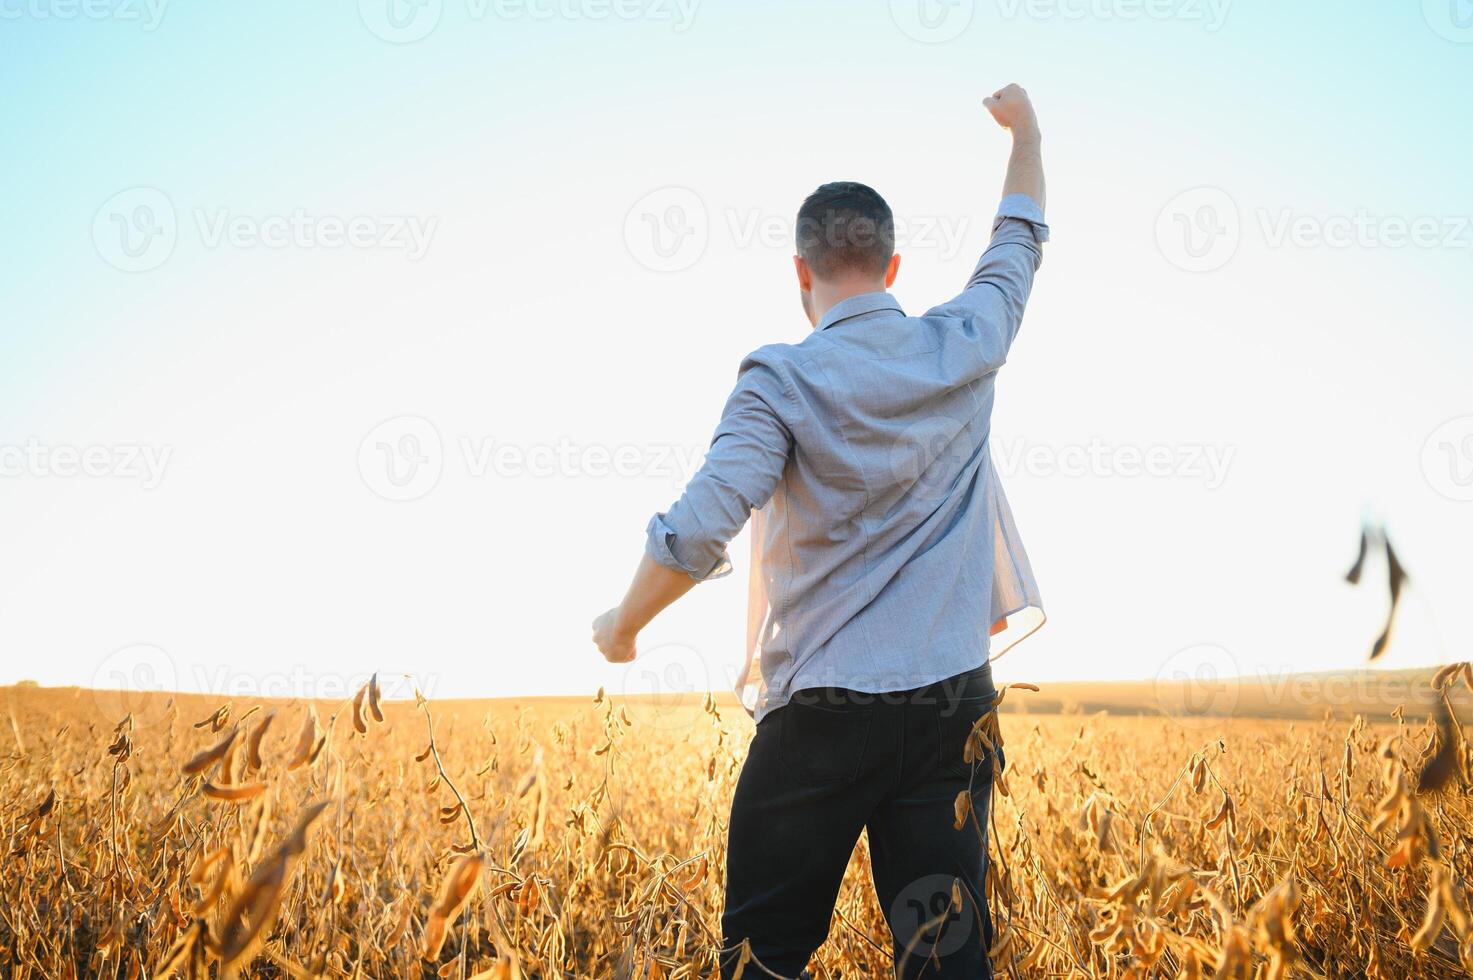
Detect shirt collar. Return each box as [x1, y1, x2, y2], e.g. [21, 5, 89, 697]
[817, 291, 905, 332]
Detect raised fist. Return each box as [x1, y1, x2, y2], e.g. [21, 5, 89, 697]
[984, 84, 1039, 138]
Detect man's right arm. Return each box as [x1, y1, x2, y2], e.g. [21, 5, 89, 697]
[991, 84, 1045, 209]
[926, 84, 1049, 370]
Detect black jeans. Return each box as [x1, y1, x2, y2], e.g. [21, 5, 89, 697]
[721, 664, 1001, 980]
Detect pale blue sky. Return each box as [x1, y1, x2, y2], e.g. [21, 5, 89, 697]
[2, 0, 1471, 704]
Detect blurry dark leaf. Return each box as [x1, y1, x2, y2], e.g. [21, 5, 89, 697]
[1349, 525, 1411, 662]
[1416, 701, 1459, 795]
[1386, 537, 1408, 602]
[1370, 625, 1393, 661]
[1345, 525, 1370, 584]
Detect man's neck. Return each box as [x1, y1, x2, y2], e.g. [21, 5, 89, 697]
[811, 280, 887, 328]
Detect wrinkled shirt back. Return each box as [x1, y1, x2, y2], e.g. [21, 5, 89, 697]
[645, 195, 1050, 721]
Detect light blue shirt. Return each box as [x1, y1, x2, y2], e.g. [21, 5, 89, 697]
[647, 194, 1049, 721]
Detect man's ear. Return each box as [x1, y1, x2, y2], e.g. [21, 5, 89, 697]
[884, 253, 901, 289]
[793, 255, 813, 292]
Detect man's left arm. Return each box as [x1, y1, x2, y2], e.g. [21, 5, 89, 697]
[592, 357, 792, 663]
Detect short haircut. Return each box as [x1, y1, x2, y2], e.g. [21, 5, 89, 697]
[795, 181, 895, 280]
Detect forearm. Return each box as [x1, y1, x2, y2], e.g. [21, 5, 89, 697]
[1001, 128, 1045, 213]
[984, 83, 1045, 211]
[612, 553, 698, 639]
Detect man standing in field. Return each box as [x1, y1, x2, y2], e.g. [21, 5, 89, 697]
[593, 84, 1048, 978]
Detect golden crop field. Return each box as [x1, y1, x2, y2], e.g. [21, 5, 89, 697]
[2, 667, 1471, 979]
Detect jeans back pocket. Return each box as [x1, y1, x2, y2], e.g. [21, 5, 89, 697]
[936, 695, 999, 780]
[778, 692, 875, 786]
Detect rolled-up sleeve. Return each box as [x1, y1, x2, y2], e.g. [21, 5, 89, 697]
[645, 355, 793, 582]
[925, 193, 1050, 371]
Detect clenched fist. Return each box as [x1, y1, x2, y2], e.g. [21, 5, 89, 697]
[984, 84, 1039, 140]
[591, 607, 637, 664]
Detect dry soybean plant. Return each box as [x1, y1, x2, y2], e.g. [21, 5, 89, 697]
[0, 664, 1470, 978]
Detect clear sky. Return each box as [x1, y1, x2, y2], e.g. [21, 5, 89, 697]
[2, 0, 1471, 706]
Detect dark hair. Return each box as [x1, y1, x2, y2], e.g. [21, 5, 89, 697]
[795, 181, 895, 280]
